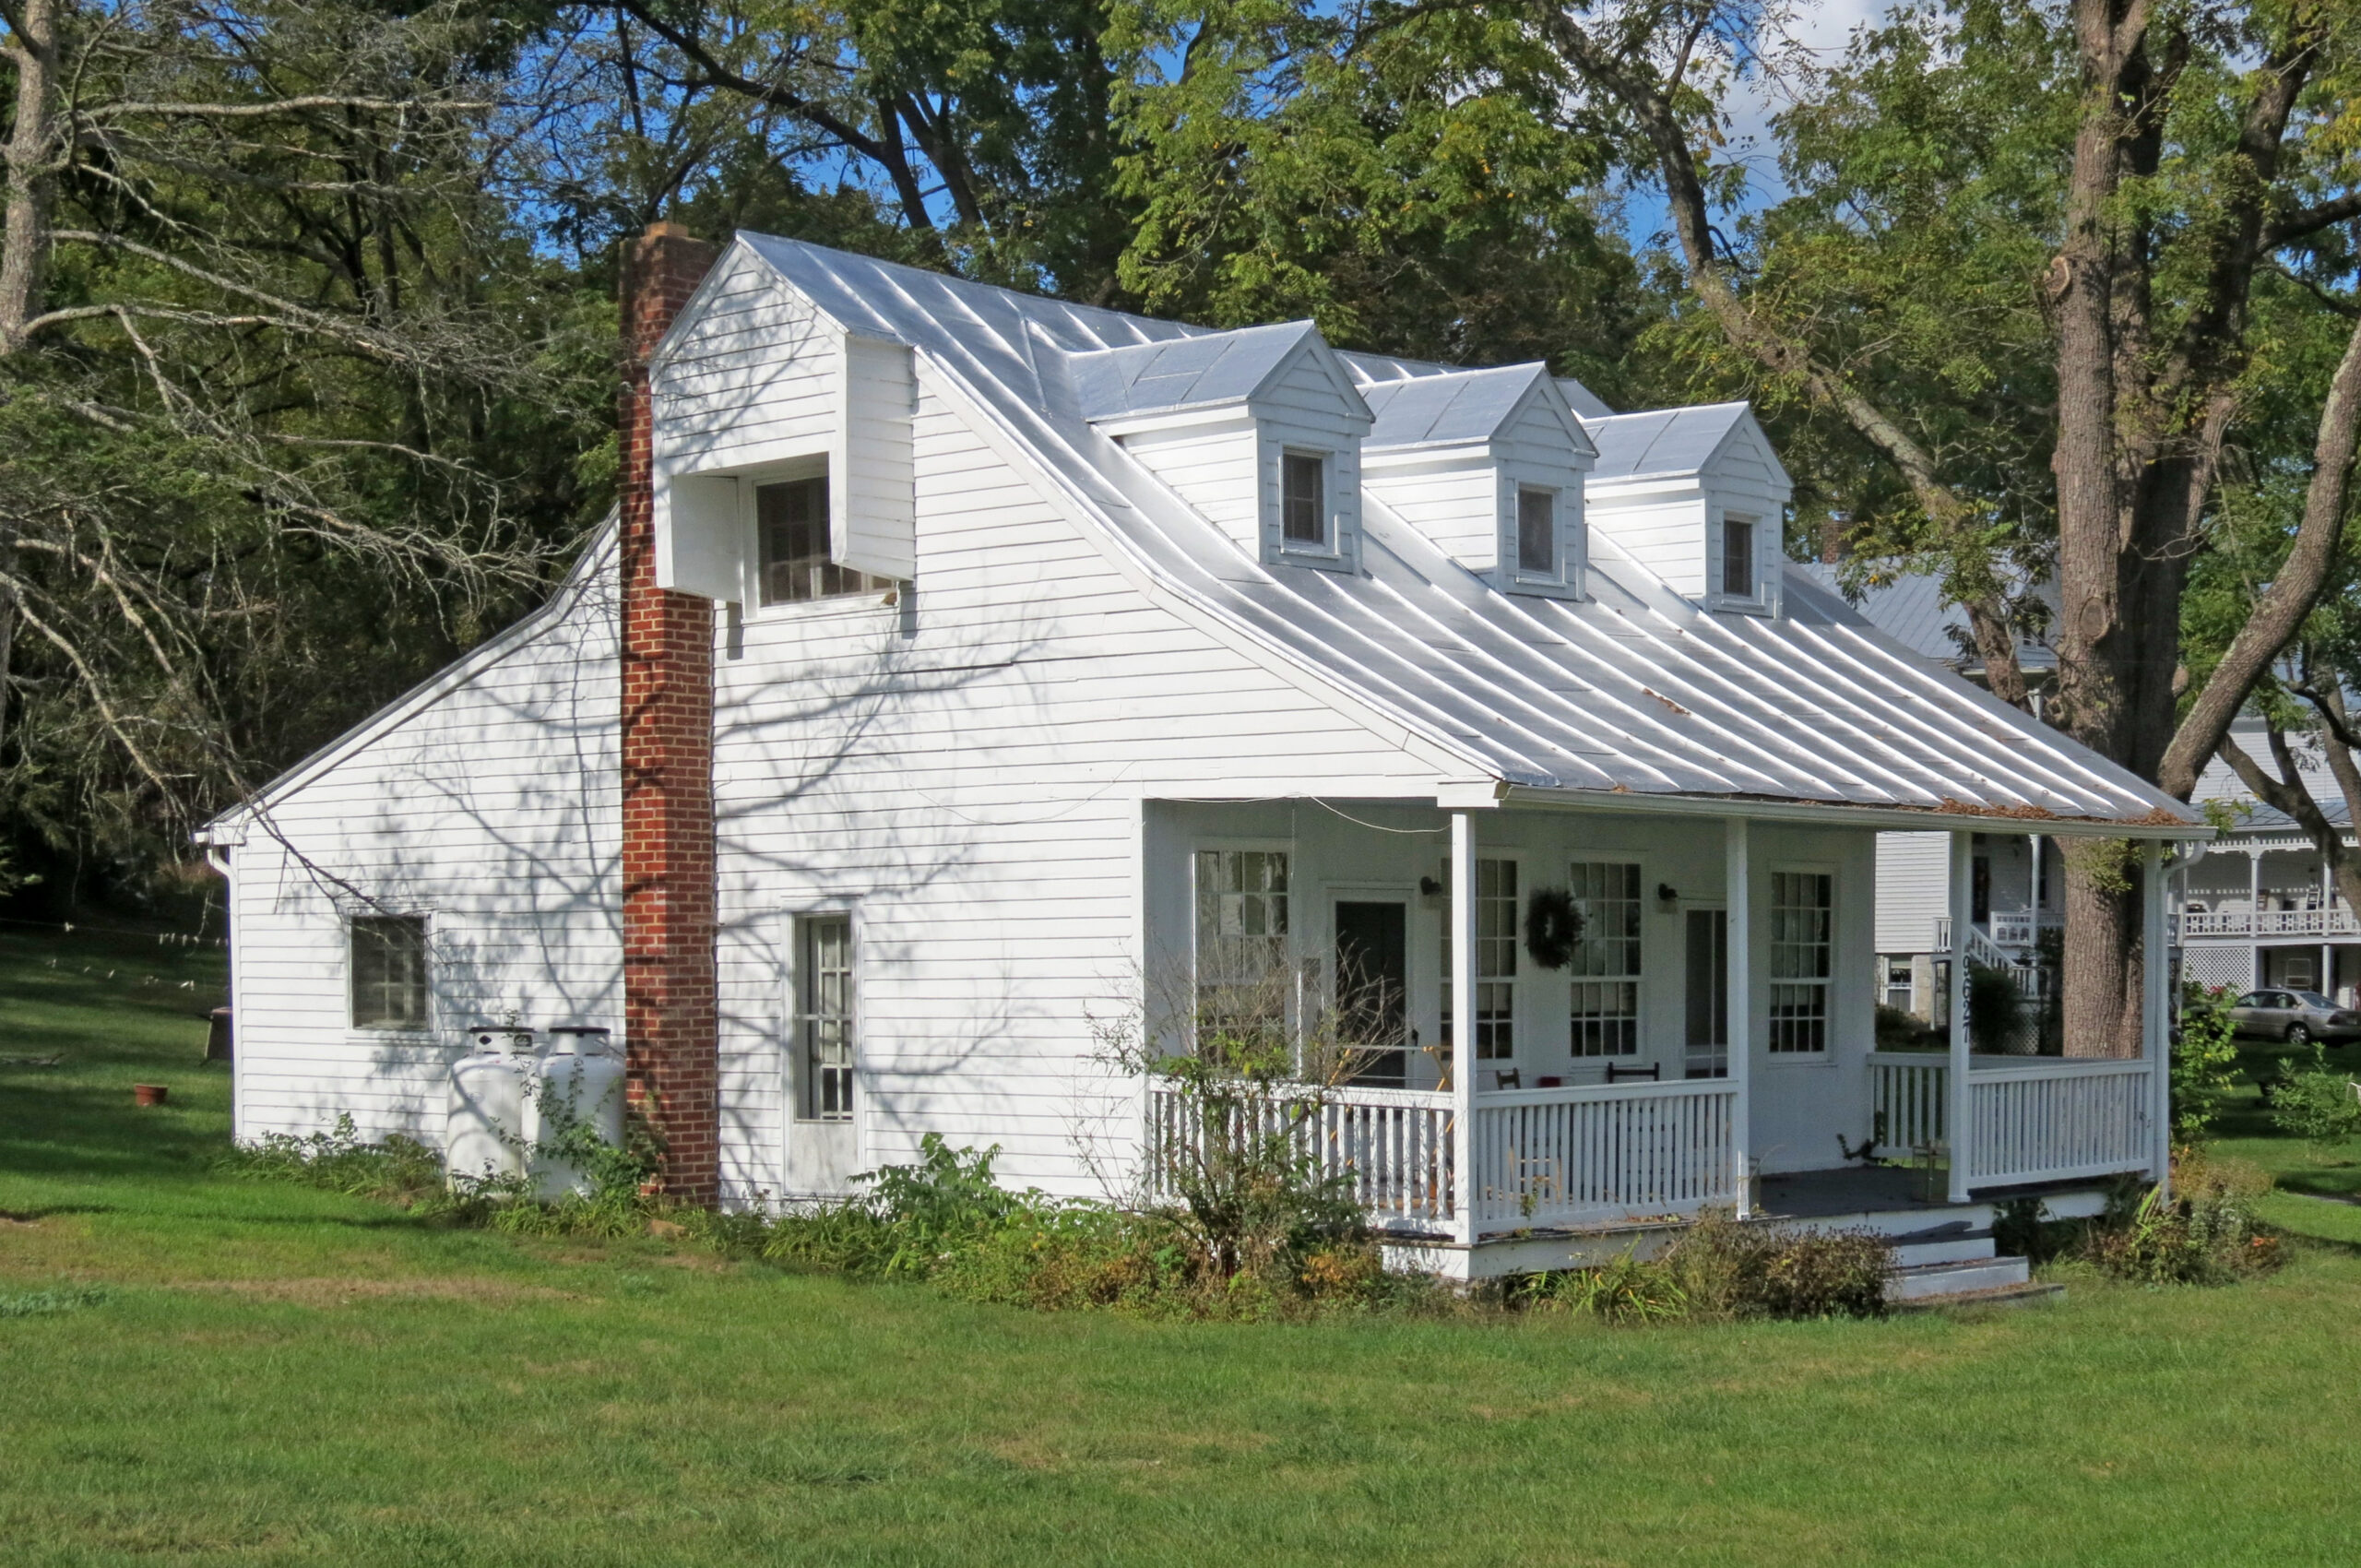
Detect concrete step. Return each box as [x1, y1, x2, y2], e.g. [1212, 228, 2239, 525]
[1886, 1254, 2031, 1302]
[1890, 1231, 1997, 1268]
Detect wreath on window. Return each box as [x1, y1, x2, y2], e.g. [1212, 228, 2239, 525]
[1525, 887, 1584, 970]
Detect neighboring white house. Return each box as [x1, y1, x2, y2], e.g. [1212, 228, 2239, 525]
[201, 234, 2207, 1280]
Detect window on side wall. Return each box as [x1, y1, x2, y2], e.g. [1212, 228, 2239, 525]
[1194, 849, 1291, 1060]
[1280, 451, 1329, 549]
[1441, 858, 1516, 1063]
[796, 914, 856, 1122]
[350, 914, 428, 1030]
[1721, 516, 1756, 599]
[1569, 861, 1642, 1057]
[757, 474, 889, 606]
[1769, 871, 1833, 1053]
[1516, 487, 1557, 576]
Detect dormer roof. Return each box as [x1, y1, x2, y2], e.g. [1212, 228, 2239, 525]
[1065, 320, 1369, 426]
[1584, 402, 1788, 491]
[1358, 363, 1597, 458]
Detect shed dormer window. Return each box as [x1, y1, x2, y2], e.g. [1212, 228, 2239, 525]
[757, 475, 888, 606]
[1721, 516, 1755, 598]
[1282, 450, 1328, 548]
[1517, 488, 1558, 576]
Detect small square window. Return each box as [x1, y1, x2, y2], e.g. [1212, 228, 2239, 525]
[1281, 451, 1328, 547]
[350, 915, 428, 1030]
[1722, 517, 1755, 599]
[1517, 488, 1557, 576]
[757, 475, 889, 606]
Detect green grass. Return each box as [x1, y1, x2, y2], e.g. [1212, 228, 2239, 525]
[8, 924, 2361, 1565]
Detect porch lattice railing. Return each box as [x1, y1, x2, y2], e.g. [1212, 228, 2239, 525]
[1867, 1052, 2154, 1187]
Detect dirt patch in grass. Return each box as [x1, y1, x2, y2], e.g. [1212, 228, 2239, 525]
[186, 1275, 580, 1307]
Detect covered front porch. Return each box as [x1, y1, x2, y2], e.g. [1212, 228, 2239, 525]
[1140, 794, 2177, 1279]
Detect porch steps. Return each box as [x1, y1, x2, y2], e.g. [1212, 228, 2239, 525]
[1884, 1227, 2035, 1302]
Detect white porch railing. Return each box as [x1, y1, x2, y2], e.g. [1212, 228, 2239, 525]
[1470, 1079, 1739, 1230]
[2175, 905, 2361, 940]
[1142, 1076, 1739, 1237]
[1142, 1080, 1455, 1230]
[1866, 1051, 2155, 1186]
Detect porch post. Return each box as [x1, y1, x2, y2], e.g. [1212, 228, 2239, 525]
[2145, 839, 2173, 1197]
[1947, 831, 1975, 1204]
[1725, 817, 1752, 1218]
[1450, 811, 1477, 1247]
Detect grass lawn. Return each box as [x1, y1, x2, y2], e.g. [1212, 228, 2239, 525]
[7, 924, 2361, 1566]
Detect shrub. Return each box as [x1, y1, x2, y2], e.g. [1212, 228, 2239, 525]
[2083, 1157, 2281, 1285]
[1968, 963, 2029, 1053]
[1875, 1003, 1932, 1048]
[1525, 1216, 1893, 1324]
[1522, 1250, 1691, 1323]
[219, 1113, 446, 1206]
[2173, 983, 2241, 1144]
[2266, 1045, 2361, 1154]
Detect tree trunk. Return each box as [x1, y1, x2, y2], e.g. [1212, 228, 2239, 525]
[0, 0, 59, 353]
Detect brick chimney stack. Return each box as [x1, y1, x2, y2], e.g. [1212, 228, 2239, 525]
[618, 221, 721, 1204]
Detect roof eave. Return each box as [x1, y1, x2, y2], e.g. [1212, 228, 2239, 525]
[1493, 783, 2213, 839]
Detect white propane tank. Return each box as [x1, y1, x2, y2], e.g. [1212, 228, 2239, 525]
[527, 1026, 626, 1199]
[444, 1024, 535, 1185]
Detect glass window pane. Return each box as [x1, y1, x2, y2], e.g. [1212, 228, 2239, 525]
[1767, 871, 1832, 1053]
[1282, 453, 1326, 545]
[1441, 858, 1516, 1061]
[800, 915, 856, 1121]
[1722, 517, 1754, 598]
[757, 476, 890, 605]
[1568, 861, 1642, 1056]
[350, 916, 428, 1030]
[1517, 488, 1556, 575]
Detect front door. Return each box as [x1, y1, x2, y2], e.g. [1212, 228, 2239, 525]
[1335, 899, 1409, 1087]
[784, 913, 859, 1194]
[1684, 908, 1728, 1079]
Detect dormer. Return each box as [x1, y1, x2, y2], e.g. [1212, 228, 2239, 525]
[1581, 402, 1793, 614]
[1356, 364, 1596, 599]
[1069, 324, 1372, 573]
[644, 239, 917, 606]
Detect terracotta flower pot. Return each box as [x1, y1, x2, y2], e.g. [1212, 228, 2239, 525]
[133, 1084, 169, 1107]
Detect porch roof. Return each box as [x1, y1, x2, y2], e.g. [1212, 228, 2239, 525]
[725, 236, 2205, 838]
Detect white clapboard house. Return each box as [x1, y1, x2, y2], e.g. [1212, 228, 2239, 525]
[200, 232, 2209, 1284]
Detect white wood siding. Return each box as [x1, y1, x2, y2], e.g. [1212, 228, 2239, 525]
[222, 558, 623, 1145]
[1364, 456, 1497, 572]
[1876, 831, 1951, 954]
[1118, 419, 1262, 563]
[834, 335, 918, 579]
[708, 375, 1441, 1202]
[1588, 482, 1707, 598]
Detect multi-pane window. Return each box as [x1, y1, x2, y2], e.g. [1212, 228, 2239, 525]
[1516, 488, 1557, 576]
[1569, 861, 1642, 1057]
[1769, 871, 1833, 1053]
[756, 475, 890, 606]
[1194, 849, 1291, 1054]
[1281, 451, 1328, 547]
[1442, 858, 1516, 1062]
[349, 915, 428, 1030]
[798, 915, 856, 1122]
[1721, 516, 1756, 598]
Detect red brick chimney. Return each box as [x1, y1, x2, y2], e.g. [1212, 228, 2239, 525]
[618, 221, 721, 1204]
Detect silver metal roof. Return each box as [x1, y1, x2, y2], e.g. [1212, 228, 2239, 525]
[737, 234, 2202, 833]
[1065, 320, 1355, 423]
[1792, 564, 2061, 674]
[1583, 403, 1757, 481]
[1356, 362, 1596, 457]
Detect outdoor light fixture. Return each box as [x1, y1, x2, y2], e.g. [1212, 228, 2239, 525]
[1419, 875, 1442, 897]
[1658, 883, 1679, 904]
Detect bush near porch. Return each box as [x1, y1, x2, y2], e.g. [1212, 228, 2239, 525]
[11, 925, 2361, 1565]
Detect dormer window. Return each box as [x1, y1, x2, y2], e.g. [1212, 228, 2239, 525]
[1517, 488, 1558, 576]
[1720, 515, 1756, 599]
[757, 475, 889, 605]
[1282, 450, 1330, 549]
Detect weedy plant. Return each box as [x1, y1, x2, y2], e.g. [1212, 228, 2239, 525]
[2082, 1156, 2281, 1286]
[2172, 983, 2242, 1145]
[1521, 1213, 1893, 1324]
[2265, 1045, 2361, 1158]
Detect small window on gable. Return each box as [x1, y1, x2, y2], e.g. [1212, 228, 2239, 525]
[1721, 516, 1756, 599]
[1517, 487, 1557, 576]
[350, 915, 428, 1031]
[1281, 451, 1328, 549]
[757, 475, 888, 606]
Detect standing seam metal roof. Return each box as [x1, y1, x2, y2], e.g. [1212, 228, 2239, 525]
[730, 234, 2200, 830]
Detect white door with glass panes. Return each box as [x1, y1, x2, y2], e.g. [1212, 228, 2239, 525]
[784, 912, 859, 1195]
[1750, 870, 1837, 1170]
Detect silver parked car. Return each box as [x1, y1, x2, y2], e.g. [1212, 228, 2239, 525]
[2228, 989, 2361, 1046]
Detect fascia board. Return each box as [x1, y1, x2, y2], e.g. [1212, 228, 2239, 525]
[1092, 402, 1257, 439]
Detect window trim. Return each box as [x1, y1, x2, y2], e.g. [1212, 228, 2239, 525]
[347, 911, 432, 1035]
[1277, 446, 1335, 555]
[1765, 861, 1838, 1060]
[783, 903, 863, 1127]
[1710, 510, 1768, 611]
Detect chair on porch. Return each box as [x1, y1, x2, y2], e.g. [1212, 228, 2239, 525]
[1490, 1068, 1522, 1090]
[1606, 1062, 1662, 1083]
